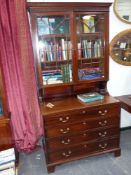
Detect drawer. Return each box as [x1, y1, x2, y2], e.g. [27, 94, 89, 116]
[45, 116, 119, 138]
[44, 104, 120, 126]
[48, 137, 119, 163]
[46, 127, 120, 151]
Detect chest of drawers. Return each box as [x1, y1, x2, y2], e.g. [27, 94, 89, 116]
[41, 96, 121, 173]
[0, 118, 13, 151]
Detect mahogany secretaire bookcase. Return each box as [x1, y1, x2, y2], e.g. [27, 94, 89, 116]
[28, 2, 121, 173]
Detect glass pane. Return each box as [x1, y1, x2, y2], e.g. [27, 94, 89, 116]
[76, 14, 104, 34]
[37, 15, 72, 85]
[76, 14, 105, 81]
[37, 16, 69, 35]
[0, 96, 3, 116]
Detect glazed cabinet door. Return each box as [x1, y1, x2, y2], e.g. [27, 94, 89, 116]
[75, 12, 109, 82]
[31, 12, 74, 87]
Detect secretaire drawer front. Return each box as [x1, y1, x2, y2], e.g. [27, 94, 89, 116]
[45, 116, 119, 138]
[44, 105, 120, 126]
[48, 137, 119, 163]
[46, 127, 120, 151]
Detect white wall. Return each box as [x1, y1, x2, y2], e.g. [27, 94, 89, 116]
[108, 4, 131, 128]
[27, 0, 131, 128]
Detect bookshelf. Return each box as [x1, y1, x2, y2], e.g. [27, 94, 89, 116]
[28, 3, 110, 99]
[28, 3, 121, 173]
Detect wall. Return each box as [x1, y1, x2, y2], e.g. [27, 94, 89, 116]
[27, 0, 131, 128]
[108, 3, 131, 128]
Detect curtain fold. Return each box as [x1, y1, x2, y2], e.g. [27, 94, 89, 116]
[0, 0, 43, 152]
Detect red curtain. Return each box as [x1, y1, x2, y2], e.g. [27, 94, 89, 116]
[0, 0, 43, 152]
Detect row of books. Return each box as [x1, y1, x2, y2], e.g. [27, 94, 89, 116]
[80, 72, 103, 80]
[79, 67, 101, 74]
[78, 67, 103, 80]
[39, 39, 72, 62]
[77, 92, 104, 103]
[0, 148, 16, 175]
[42, 64, 72, 85]
[42, 67, 102, 85]
[78, 39, 102, 59]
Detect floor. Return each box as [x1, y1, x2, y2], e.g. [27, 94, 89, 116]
[19, 130, 131, 175]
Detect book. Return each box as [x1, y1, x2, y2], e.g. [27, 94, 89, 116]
[0, 167, 15, 175]
[0, 161, 15, 171]
[68, 41, 72, 60]
[77, 92, 104, 103]
[42, 70, 63, 85]
[94, 39, 102, 58]
[61, 64, 70, 83]
[0, 148, 16, 175]
[61, 39, 67, 60]
[77, 43, 81, 59]
[83, 18, 90, 33]
[80, 73, 103, 80]
[83, 15, 95, 33]
[0, 148, 15, 165]
[0, 98, 3, 115]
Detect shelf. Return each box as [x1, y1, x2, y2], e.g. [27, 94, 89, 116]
[39, 34, 71, 39]
[78, 57, 103, 60]
[43, 82, 74, 88]
[77, 32, 103, 36]
[41, 59, 72, 63]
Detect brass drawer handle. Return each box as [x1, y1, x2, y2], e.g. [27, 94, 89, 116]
[83, 144, 87, 148]
[98, 110, 107, 116]
[83, 133, 87, 136]
[82, 110, 86, 114]
[60, 128, 70, 134]
[82, 121, 87, 125]
[62, 150, 72, 157]
[59, 116, 69, 123]
[98, 131, 107, 137]
[99, 143, 107, 149]
[61, 139, 71, 145]
[98, 120, 107, 126]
